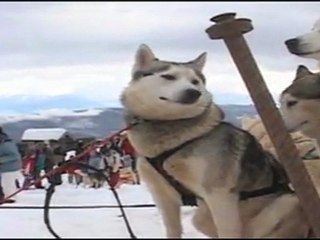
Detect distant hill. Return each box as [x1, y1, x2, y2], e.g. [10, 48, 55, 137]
[1, 105, 257, 141]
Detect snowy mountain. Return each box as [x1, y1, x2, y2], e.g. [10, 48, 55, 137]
[0, 105, 257, 141]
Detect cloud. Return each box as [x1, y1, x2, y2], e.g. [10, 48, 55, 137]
[0, 2, 319, 114]
[0, 106, 104, 125]
[0, 2, 318, 68]
[0, 59, 297, 112]
[0, 63, 131, 113]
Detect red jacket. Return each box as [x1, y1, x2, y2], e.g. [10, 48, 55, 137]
[22, 154, 37, 176]
[121, 138, 135, 156]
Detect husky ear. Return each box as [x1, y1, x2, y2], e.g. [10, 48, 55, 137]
[133, 44, 156, 71]
[189, 52, 207, 71]
[295, 65, 312, 79]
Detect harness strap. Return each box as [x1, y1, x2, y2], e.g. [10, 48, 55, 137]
[145, 136, 204, 206]
[240, 150, 295, 200]
[145, 132, 295, 205]
[239, 183, 294, 200]
[239, 166, 294, 201]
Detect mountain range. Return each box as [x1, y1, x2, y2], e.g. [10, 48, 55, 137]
[1, 105, 257, 142]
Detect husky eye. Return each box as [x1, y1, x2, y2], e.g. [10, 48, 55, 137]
[191, 79, 199, 85]
[142, 72, 153, 77]
[161, 74, 176, 81]
[287, 100, 298, 107]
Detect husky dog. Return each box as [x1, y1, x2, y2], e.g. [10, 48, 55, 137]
[285, 18, 320, 65]
[241, 115, 317, 159]
[120, 44, 311, 238]
[240, 116, 320, 189]
[280, 65, 320, 147]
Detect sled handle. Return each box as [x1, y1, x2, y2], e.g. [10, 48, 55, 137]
[206, 12, 320, 237]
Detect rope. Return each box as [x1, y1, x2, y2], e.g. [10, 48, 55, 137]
[0, 121, 140, 238]
[0, 121, 138, 205]
[42, 161, 137, 239]
[0, 204, 156, 210]
[44, 183, 60, 239]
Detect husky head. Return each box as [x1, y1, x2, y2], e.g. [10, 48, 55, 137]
[279, 65, 320, 139]
[285, 18, 320, 62]
[120, 44, 213, 120]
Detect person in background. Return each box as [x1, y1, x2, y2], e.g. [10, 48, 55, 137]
[87, 147, 105, 188]
[21, 144, 37, 188]
[65, 151, 77, 184]
[52, 141, 65, 165]
[0, 175, 4, 200]
[118, 132, 136, 157]
[110, 136, 123, 155]
[118, 132, 139, 184]
[120, 153, 138, 185]
[34, 142, 46, 189]
[0, 127, 22, 204]
[74, 140, 88, 186]
[104, 148, 122, 189]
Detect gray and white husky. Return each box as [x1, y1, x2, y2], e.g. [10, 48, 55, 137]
[120, 44, 312, 238]
[285, 18, 320, 66]
[280, 65, 320, 149]
[282, 16, 320, 148]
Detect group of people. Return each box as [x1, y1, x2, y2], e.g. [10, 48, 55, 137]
[22, 139, 66, 189]
[66, 133, 139, 189]
[0, 127, 138, 205]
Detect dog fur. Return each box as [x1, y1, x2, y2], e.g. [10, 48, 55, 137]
[120, 44, 312, 238]
[279, 65, 320, 149]
[241, 115, 319, 160]
[285, 18, 320, 66]
[283, 17, 320, 149]
[241, 116, 320, 188]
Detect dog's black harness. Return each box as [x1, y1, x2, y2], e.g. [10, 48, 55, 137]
[239, 161, 295, 201]
[145, 134, 294, 206]
[145, 136, 202, 206]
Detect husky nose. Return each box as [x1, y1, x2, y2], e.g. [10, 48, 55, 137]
[285, 38, 299, 51]
[180, 89, 201, 104]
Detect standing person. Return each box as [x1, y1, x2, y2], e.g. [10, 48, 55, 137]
[120, 153, 138, 185]
[34, 142, 46, 189]
[65, 150, 77, 184]
[74, 140, 88, 185]
[87, 147, 105, 188]
[49, 140, 65, 184]
[118, 133, 139, 184]
[104, 149, 122, 189]
[44, 142, 55, 174]
[110, 136, 123, 155]
[119, 132, 136, 157]
[45, 141, 62, 186]
[0, 175, 4, 200]
[21, 145, 37, 188]
[0, 127, 22, 203]
[51, 141, 65, 167]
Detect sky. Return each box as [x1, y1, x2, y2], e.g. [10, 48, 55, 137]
[0, 1, 320, 115]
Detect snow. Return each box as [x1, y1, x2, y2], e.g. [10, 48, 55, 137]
[0, 175, 207, 238]
[21, 128, 67, 141]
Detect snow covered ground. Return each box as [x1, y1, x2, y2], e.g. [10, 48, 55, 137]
[0, 175, 207, 238]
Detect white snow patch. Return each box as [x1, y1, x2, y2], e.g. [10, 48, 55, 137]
[0, 176, 208, 238]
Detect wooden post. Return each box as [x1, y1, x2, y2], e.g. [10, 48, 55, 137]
[206, 12, 320, 237]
